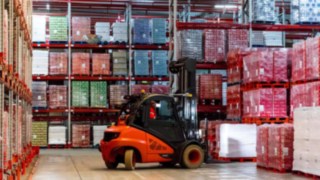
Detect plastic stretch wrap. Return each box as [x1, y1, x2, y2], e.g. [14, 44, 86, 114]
[199, 74, 222, 100]
[72, 17, 91, 42]
[252, 0, 276, 22]
[273, 49, 291, 82]
[48, 126, 67, 145]
[290, 84, 307, 117]
[178, 30, 203, 61]
[109, 85, 128, 106]
[95, 22, 110, 42]
[134, 50, 149, 76]
[72, 124, 91, 148]
[112, 51, 128, 76]
[93, 125, 108, 146]
[92, 53, 111, 75]
[291, 0, 320, 24]
[48, 85, 67, 108]
[49, 52, 68, 75]
[49, 16, 68, 41]
[32, 122, 48, 147]
[72, 81, 89, 107]
[268, 124, 294, 171]
[306, 37, 320, 80]
[228, 29, 248, 51]
[131, 85, 151, 95]
[32, 81, 47, 108]
[72, 52, 90, 75]
[293, 107, 320, 176]
[292, 41, 306, 82]
[133, 19, 151, 44]
[226, 84, 241, 119]
[204, 29, 226, 63]
[32, 15, 46, 42]
[152, 51, 168, 76]
[257, 124, 270, 167]
[151, 85, 170, 94]
[33, 50, 49, 75]
[112, 22, 128, 43]
[308, 81, 320, 107]
[90, 81, 107, 107]
[217, 124, 257, 158]
[151, 18, 166, 44]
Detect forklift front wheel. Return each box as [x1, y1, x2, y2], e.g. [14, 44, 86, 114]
[181, 144, 204, 169]
[124, 149, 136, 170]
[105, 161, 118, 169]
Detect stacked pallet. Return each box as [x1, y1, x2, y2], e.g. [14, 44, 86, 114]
[72, 124, 91, 148]
[226, 84, 241, 119]
[133, 19, 151, 44]
[199, 74, 222, 104]
[151, 85, 170, 94]
[293, 107, 320, 176]
[48, 126, 67, 145]
[227, 29, 248, 51]
[49, 16, 68, 41]
[49, 52, 68, 75]
[31, 122, 48, 147]
[112, 22, 128, 43]
[252, 0, 275, 23]
[92, 53, 111, 75]
[112, 51, 128, 76]
[204, 29, 226, 63]
[151, 18, 166, 44]
[93, 125, 108, 146]
[178, 30, 203, 61]
[131, 85, 151, 95]
[72, 52, 90, 75]
[32, 50, 49, 75]
[32, 15, 46, 42]
[32, 82, 47, 108]
[72, 17, 91, 42]
[291, 41, 306, 82]
[48, 85, 67, 108]
[95, 22, 110, 42]
[109, 85, 128, 106]
[291, 0, 320, 24]
[152, 51, 168, 76]
[134, 50, 149, 76]
[90, 81, 107, 107]
[256, 124, 270, 167]
[72, 81, 89, 107]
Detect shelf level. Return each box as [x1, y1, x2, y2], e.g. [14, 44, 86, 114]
[32, 75, 169, 81]
[196, 62, 227, 69]
[197, 105, 226, 113]
[33, 108, 120, 113]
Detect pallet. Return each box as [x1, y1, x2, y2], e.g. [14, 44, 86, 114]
[73, 41, 88, 44]
[242, 82, 289, 90]
[97, 41, 110, 45]
[293, 171, 320, 179]
[252, 20, 275, 25]
[295, 22, 320, 25]
[33, 41, 46, 44]
[47, 144, 69, 149]
[257, 165, 291, 173]
[214, 156, 257, 162]
[242, 117, 290, 124]
[199, 99, 223, 106]
[49, 41, 68, 44]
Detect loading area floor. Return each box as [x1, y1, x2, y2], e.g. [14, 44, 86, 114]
[28, 149, 307, 180]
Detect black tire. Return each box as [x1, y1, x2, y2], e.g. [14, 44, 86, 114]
[160, 161, 176, 168]
[180, 144, 204, 169]
[124, 149, 136, 170]
[105, 161, 118, 169]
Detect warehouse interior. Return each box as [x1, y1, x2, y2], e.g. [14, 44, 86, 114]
[1, 0, 320, 179]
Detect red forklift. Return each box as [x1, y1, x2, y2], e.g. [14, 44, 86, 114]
[99, 58, 206, 170]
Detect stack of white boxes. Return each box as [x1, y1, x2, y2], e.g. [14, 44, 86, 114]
[112, 22, 128, 43]
[48, 126, 67, 145]
[218, 124, 257, 158]
[95, 22, 110, 42]
[32, 15, 46, 42]
[293, 107, 320, 176]
[263, 31, 284, 46]
[291, 0, 320, 24]
[252, 0, 276, 22]
[32, 50, 49, 75]
[93, 125, 108, 146]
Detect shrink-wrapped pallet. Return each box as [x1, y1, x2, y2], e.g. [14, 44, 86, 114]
[112, 22, 128, 43]
[32, 50, 49, 75]
[32, 121, 48, 147]
[273, 49, 291, 82]
[92, 53, 111, 75]
[112, 51, 128, 76]
[49, 52, 68, 75]
[291, 0, 320, 24]
[49, 16, 68, 41]
[32, 81, 47, 108]
[178, 30, 203, 61]
[131, 85, 151, 95]
[48, 126, 67, 145]
[292, 41, 306, 82]
[134, 50, 149, 76]
[151, 18, 166, 44]
[252, 0, 276, 22]
[48, 85, 67, 108]
[152, 51, 168, 76]
[257, 124, 270, 167]
[72, 17, 91, 42]
[199, 74, 222, 100]
[32, 15, 46, 42]
[204, 29, 226, 63]
[109, 85, 128, 106]
[133, 19, 151, 44]
[90, 81, 107, 107]
[306, 37, 320, 80]
[72, 52, 90, 75]
[95, 22, 110, 42]
[72, 124, 91, 148]
[227, 29, 248, 51]
[72, 81, 89, 107]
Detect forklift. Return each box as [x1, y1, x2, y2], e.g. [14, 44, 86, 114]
[99, 58, 206, 170]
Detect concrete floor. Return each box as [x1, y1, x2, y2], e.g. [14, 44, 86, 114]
[28, 149, 307, 180]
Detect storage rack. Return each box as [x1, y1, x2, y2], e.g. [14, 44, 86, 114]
[32, 1, 171, 147]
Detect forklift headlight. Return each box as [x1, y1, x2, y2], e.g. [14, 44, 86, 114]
[103, 132, 120, 142]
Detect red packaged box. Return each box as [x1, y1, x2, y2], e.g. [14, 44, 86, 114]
[72, 124, 91, 148]
[49, 52, 68, 75]
[199, 74, 222, 100]
[92, 53, 111, 75]
[252, 88, 273, 117]
[151, 85, 170, 94]
[306, 37, 320, 80]
[72, 17, 91, 42]
[273, 88, 287, 117]
[228, 29, 248, 51]
[257, 124, 270, 168]
[273, 49, 291, 82]
[292, 41, 306, 82]
[48, 85, 67, 108]
[227, 84, 241, 119]
[204, 29, 226, 63]
[109, 85, 128, 106]
[308, 81, 320, 107]
[290, 84, 308, 117]
[131, 85, 151, 95]
[72, 52, 90, 75]
[268, 124, 294, 171]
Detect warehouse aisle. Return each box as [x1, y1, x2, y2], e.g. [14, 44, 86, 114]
[29, 149, 307, 180]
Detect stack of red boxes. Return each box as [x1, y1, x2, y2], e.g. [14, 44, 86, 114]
[268, 124, 294, 171]
[199, 74, 222, 103]
[226, 84, 241, 119]
[291, 41, 306, 82]
[306, 37, 320, 80]
[17, 105, 22, 155]
[131, 85, 151, 95]
[273, 49, 291, 82]
[48, 85, 67, 108]
[227, 29, 248, 51]
[92, 53, 111, 75]
[3, 111, 8, 169]
[151, 85, 170, 94]
[109, 85, 128, 107]
[72, 17, 91, 42]
[3, 10, 8, 64]
[257, 124, 270, 168]
[72, 124, 91, 147]
[72, 52, 90, 75]
[49, 52, 68, 75]
[204, 30, 226, 63]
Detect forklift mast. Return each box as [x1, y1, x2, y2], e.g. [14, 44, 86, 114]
[169, 58, 198, 139]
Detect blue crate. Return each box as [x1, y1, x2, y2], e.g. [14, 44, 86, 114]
[133, 19, 151, 44]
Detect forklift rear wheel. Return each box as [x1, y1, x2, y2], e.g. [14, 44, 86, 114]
[180, 144, 204, 169]
[105, 161, 118, 169]
[124, 149, 136, 170]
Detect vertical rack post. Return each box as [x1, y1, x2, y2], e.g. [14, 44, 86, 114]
[127, 3, 132, 95]
[248, 0, 253, 48]
[0, 0, 3, 177]
[67, 1, 72, 147]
